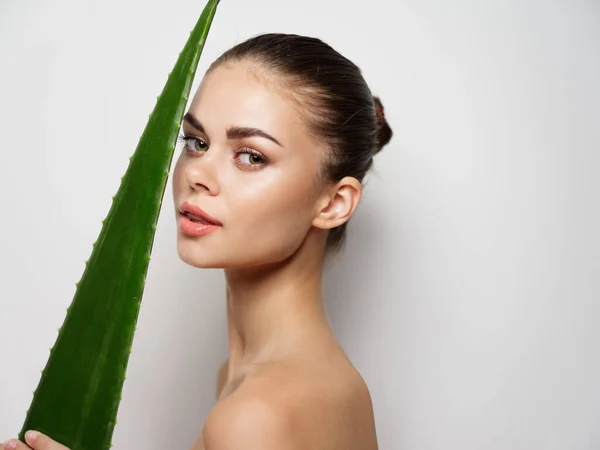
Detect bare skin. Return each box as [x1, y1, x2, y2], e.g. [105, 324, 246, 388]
[3, 61, 378, 449]
[189, 265, 379, 449]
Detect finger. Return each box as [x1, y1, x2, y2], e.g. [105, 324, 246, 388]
[24, 432, 69, 450]
[2, 439, 32, 450]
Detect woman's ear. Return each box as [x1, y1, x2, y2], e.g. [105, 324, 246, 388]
[312, 177, 362, 230]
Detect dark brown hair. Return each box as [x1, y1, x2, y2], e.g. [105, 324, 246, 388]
[209, 33, 392, 251]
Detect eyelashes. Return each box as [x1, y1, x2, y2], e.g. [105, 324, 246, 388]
[177, 132, 270, 169]
[177, 132, 208, 152]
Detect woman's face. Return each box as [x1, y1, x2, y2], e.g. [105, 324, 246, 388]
[172, 62, 328, 268]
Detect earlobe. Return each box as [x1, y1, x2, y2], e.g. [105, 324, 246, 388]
[312, 177, 362, 230]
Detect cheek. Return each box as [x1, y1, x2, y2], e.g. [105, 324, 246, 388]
[239, 190, 311, 229]
[226, 172, 318, 256]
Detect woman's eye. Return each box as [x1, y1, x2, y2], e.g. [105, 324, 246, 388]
[184, 137, 208, 153]
[237, 151, 266, 166]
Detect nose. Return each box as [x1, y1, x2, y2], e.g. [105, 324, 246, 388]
[183, 152, 220, 196]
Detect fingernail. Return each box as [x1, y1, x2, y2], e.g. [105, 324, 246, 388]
[5, 439, 17, 450]
[25, 430, 39, 442]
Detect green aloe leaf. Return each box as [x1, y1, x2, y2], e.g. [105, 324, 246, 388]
[17, 1, 220, 448]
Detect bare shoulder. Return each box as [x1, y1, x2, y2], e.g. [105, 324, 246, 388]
[203, 378, 301, 450]
[203, 356, 377, 450]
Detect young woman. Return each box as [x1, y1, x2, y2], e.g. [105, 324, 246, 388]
[3, 33, 392, 450]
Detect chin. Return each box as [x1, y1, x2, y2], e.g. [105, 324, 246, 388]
[176, 235, 227, 269]
[175, 231, 301, 270]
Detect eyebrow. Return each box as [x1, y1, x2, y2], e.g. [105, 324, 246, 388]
[183, 112, 283, 147]
[183, 112, 205, 133]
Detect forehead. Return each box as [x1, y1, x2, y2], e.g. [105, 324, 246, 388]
[188, 64, 304, 138]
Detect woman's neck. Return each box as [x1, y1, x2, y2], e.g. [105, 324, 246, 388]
[223, 231, 334, 377]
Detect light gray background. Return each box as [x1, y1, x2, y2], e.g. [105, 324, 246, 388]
[1, 0, 599, 449]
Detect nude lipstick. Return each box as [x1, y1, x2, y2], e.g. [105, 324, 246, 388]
[179, 201, 222, 237]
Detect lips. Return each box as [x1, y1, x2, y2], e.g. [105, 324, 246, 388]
[179, 201, 222, 227]
[178, 201, 221, 237]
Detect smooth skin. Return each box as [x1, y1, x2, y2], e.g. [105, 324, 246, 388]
[4, 61, 378, 449]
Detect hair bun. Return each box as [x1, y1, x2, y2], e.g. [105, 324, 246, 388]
[373, 96, 392, 153]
